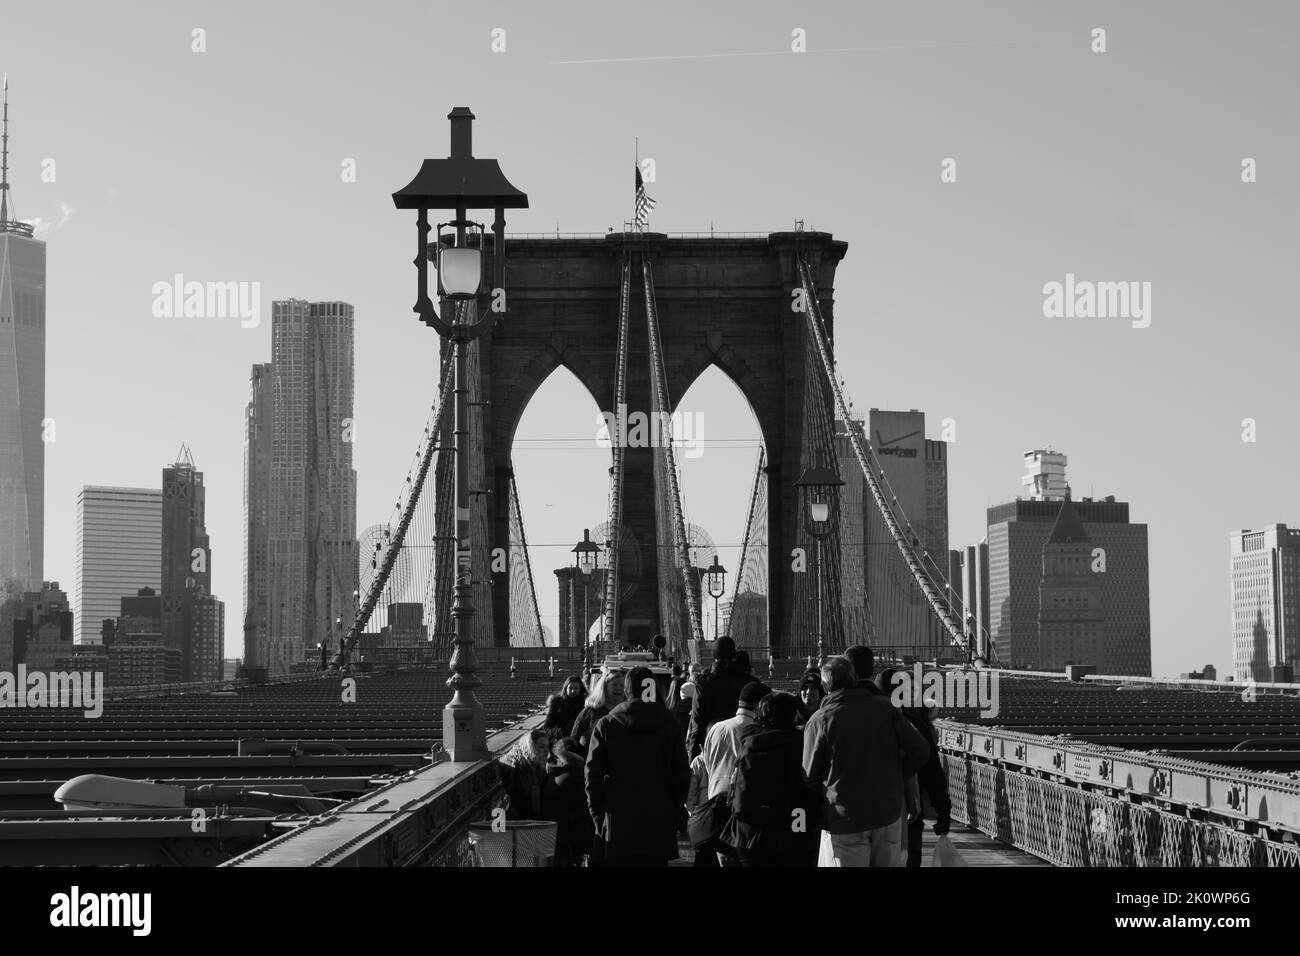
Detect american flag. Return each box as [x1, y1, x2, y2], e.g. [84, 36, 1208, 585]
[635, 166, 656, 227]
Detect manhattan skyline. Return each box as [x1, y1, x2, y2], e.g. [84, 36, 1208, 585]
[1, 2, 1297, 676]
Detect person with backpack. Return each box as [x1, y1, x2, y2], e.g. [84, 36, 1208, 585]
[695, 679, 771, 866]
[722, 692, 819, 867]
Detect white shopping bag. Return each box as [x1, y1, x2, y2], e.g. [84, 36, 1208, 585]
[934, 834, 967, 867]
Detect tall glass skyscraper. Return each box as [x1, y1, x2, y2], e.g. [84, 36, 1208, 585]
[0, 77, 46, 590]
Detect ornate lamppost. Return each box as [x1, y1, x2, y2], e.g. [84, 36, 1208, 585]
[795, 463, 843, 667]
[705, 554, 727, 642]
[572, 528, 603, 669]
[393, 108, 528, 760]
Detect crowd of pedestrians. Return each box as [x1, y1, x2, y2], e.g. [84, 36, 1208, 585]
[497, 635, 953, 867]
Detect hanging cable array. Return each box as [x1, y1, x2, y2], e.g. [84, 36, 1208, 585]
[642, 257, 705, 656]
[340, 344, 456, 664]
[796, 253, 992, 659]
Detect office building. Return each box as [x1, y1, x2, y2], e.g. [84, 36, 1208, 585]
[1037, 496, 1104, 670]
[73, 487, 161, 645]
[107, 587, 183, 687]
[161, 448, 217, 680]
[5, 580, 71, 670]
[837, 411, 949, 650]
[1229, 525, 1300, 683]
[987, 458, 1150, 675]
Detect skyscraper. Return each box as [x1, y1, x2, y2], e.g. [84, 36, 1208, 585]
[243, 364, 272, 668]
[1037, 496, 1103, 670]
[1229, 525, 1300, 683]
[986, 454, 1150, 675]
[264, 300, 359, 677]
[161, 448, 222, 681]
[0, 77, 46, 591]
[74, 487, 161, 646]
[837, 410, 950, 650]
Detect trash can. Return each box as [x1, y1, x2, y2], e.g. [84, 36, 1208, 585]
[467, 820, 557, 867]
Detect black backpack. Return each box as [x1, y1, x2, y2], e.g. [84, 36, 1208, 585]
[729, 736, 803, 828]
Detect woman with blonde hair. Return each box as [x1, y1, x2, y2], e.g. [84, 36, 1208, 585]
[570, 669, 626, 755]
[495, 729, 549, 820]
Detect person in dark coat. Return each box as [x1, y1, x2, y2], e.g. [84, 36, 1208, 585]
[687, 636, 750, 758]
[796, 669, 825, 729]
[878, 667, 953, 867]
[544, 676, 587, 737]
[722, 692, 819, 867]
[585, 665, 690, 866]
[541, 736, 596, 866]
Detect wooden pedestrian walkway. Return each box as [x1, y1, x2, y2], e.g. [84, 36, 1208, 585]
[670, 825, 1050, 867]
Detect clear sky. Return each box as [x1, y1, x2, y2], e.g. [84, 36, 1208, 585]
[3, 0, 1297, 677]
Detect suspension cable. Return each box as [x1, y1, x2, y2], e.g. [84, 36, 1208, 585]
[795, 254, 970, 652]
[643, 257, 705, 652]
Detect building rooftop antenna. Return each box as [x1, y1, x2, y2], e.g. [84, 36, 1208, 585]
[0, 75, 34, 237]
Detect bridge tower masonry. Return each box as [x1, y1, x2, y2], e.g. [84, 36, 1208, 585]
[448, 231, 847, 651]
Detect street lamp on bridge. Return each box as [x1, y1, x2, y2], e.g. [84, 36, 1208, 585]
[795, 463, 843, 667]
[393, 107, 528, 761]
[571, 528, 603, 668]
[705, 554, 727, 642]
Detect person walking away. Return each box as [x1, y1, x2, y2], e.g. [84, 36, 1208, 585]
[698, 679, 771, 865]
[571, 670, 625, 755]
[803, 655, 929, 867]
[723, 692, 819, 867]
[585, 666, 690, 866]
[878, 666, 952, 867]
[687, 636, 750, 758]
[736, 651, 753, 679]
[845, 644, 921, 826]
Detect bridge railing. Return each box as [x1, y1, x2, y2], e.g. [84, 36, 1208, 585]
[937, 719, 1300, 867]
